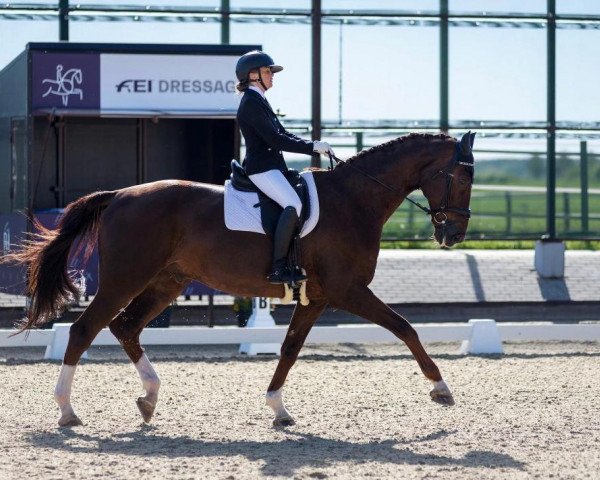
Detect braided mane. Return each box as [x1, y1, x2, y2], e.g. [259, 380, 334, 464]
[344, 132, 453, 165]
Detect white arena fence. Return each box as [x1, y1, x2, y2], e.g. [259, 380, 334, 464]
[1, 320, 599, 359]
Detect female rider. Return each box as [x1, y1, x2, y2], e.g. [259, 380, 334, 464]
[235, 50, 334, 284]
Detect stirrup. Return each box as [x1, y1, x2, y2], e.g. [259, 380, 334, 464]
[267, 265, 292, 284]
[267, 266, 307, 285]
[292, 267, 307, 283]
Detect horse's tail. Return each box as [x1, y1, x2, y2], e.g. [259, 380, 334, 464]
[2, 190, 117, 332]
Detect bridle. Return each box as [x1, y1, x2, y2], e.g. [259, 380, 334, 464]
[421, 143, 474, 225]
[327, 140, 474, 227]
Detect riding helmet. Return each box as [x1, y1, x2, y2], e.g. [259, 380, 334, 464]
[235, 50, 283, 81]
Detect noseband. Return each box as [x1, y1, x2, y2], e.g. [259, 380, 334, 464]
[327, 141, 474, 225]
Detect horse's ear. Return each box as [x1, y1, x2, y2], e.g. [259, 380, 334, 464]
[469, 131, 476, 149]
[460, 131, 472, 155]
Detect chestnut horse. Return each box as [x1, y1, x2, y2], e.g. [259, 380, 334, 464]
[4, 132, 475, 427]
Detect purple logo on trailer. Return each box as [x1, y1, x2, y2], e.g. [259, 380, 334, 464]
[32, 52, 100, 110]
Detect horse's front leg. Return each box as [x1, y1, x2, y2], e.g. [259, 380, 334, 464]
[266, 300, 326, 427]
[331, 285, 455, 406]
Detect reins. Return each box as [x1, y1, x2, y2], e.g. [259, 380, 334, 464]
[327, 152, 399, 194]
[326, 141, 473, 224]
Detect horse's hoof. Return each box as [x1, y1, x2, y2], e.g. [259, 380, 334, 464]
[58, 413, 83, 427]
[136, 397, 156, 423]
[273, 416, 296, 427]
[430, 389, 455, 406]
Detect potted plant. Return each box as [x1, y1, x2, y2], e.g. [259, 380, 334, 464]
[232, 296, 252, 327]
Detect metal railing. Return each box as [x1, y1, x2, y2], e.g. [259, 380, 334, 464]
[279, 131, 600, 240]
[2, 1, 600, 240]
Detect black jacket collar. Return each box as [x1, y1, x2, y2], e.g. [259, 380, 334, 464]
[246, 88, 272, 108]
[245, 88, 266, 101]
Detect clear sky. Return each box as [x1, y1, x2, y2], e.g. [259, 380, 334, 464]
[1, 0, 598, 157]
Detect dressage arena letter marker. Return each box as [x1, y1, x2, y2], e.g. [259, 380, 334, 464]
[45, 323, 89, 360]
[239, 297, 281, 356]
[459, 319, 504, 355]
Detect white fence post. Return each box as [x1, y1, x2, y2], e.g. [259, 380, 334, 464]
[534, 240, 565, 278]
[239, 297, 281, 356]
[459, 319, 504, 355]
[3, 321, 599, 360]
[44, 323, 88, 361]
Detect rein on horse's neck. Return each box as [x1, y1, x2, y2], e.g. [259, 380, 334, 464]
[331, 135, 455, 223]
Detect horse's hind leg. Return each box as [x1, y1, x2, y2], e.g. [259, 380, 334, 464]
[330, 285, 455, 406]
[266, 300, 326, 426]
[109, 272, 186, 423]
[56, 293, 132, 427]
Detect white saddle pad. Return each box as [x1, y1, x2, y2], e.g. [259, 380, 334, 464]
[224, 171, 319, 238]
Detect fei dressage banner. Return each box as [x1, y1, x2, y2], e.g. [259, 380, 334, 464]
[31, 51, 239, 115]
[0, 43, 257, 297]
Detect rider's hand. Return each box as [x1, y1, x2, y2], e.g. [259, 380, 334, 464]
[313, 140, 334, 156]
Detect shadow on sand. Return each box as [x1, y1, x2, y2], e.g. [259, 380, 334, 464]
[26, 427, 524, 476]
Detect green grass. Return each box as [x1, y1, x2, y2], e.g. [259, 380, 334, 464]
[384, 190, 600, 241]
[288, 155, 600, 245]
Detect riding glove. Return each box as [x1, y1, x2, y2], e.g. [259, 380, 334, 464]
[313, 140, 335, 156]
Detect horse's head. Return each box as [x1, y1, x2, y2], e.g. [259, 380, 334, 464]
[420, 132, 475, 247]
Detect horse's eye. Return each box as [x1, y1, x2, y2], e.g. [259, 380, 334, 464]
[459, 176, 469, 186]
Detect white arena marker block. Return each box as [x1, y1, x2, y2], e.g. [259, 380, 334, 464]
[239, 297, 280, 356]
[534, 240, 565, 278]
[459, 319, 504, 355]
[44, 323, 88, 361]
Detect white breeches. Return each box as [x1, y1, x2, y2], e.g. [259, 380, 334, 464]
[248, 169, 302, 217]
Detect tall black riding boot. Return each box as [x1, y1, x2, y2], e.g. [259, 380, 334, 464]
[267, 206, 307, 284]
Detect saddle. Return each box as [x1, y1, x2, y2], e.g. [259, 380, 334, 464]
[229, 160, 311, 236]
[229, 161, 310, 303]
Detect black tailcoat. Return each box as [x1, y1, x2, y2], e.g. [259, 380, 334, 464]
[237, 88, 314, 175]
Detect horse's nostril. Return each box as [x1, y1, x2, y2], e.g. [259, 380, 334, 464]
[454, 233, 465, 243]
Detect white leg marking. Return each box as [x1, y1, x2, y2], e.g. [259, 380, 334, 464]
[135, 353, 160, 402]
[266, 389, 293, 421]
[432, 379, 450, 393]
[430, 378, 455, 405]
[54, 364, 77, 419]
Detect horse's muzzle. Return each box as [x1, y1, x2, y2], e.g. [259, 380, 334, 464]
[447, 232, 465, 245]
[433, 222, 466, 247]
